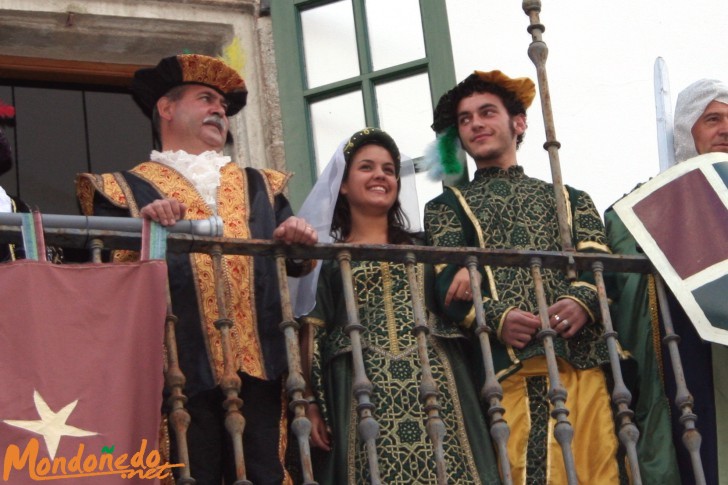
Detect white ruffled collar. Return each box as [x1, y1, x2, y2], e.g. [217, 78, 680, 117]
[150, 150, 230, 210]
[0, 185, 11, 213]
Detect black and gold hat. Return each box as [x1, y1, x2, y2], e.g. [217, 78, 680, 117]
[131, 54, 248, 117]
[432, 70, 535, 133]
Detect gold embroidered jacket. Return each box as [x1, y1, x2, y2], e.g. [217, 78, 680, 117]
[77, 161, 309, 394]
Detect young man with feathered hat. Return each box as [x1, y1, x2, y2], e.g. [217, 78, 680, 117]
[424, 70, 621, 483]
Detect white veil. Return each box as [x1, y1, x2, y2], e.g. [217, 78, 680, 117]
[288, 135, 421, 318]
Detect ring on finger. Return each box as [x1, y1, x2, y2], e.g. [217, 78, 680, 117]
[559, 319, 571, 330]
[553, 314, 561, 322]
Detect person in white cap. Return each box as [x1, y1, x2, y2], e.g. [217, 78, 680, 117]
[424, 70, 620, 484]
[606, 78, 728, 485]
[673, 78, 728, 162]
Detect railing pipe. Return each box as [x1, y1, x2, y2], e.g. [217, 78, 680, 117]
[0, 212, 223, 237]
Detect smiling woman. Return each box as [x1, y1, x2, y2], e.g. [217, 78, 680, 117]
[338, 144, 399, 243]
[298, 127, 502, 484]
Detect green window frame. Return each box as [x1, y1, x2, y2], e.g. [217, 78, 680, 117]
[271, 0, 456, 209]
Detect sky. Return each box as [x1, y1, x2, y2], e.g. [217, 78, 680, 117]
[445, 0, 728, 216]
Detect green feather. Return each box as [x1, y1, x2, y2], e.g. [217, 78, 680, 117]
[438, 126, 462, 175]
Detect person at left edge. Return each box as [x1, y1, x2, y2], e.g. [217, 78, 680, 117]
[76, 54, 317, 484]
[0, 101, 28, 262]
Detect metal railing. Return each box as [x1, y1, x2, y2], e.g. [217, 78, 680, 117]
[0, 212, 706, 484]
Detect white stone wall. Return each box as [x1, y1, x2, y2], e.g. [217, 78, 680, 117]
[0, 0, 285, 172]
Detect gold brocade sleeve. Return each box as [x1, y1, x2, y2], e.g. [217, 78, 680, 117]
[75, 173, 130, 216]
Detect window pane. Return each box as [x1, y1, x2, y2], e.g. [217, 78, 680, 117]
[86, 91, 152, 174]
[376, 73, 441, 226]
[310, 91, 366, 174]
[366, 0, 425, 71]
[301, 1, 360, 88]
[15, 87, 88, 215]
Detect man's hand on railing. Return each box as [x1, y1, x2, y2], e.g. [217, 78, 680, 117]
[445, 267, 481, 306]
[501, 309, 541, 349]
[140, 198, 188, 226]
[547, 299, 588, 339]
[273, 216, 318, 245]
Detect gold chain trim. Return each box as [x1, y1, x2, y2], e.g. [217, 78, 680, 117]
[647, 275, 665, 383]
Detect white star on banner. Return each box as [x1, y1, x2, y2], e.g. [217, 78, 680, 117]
[3, 390, 98, 460]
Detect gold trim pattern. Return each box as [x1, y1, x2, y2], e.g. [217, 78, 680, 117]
[576, 240, 612, 253]
[301, 316, 326, 328]
[647, 275, 665, 382]
[461, 305, 476, 329]
[76, 173, 130, 216]
[562, 186, 573, 234]
[380, 262, 401, 355]
[447, 185, 499, 300]
[260, 169, 292, 200]
[430, 337, 482, 481]
[129, 161, 265, 380]
[112, 172, 140, 216]
[178, 54, 247, 94]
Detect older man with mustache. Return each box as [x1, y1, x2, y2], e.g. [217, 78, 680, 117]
[77, 54, 316, 484]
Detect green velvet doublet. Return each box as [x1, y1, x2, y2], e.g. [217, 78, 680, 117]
[424, 165, 612, 379]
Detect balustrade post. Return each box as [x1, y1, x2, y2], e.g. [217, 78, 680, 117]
[163, 293, 194, 484]
[210, 244, 251, 485]
[337, 250, 382, 485]
[530, 257, 577, 485]
[274, 251, 318, 485]
[465, 256, 512, 485]
[404, 252, 448, 485]
[592, 262, 642, 484]
[522, 0, 576, 279]
[653, 273, 706, 485]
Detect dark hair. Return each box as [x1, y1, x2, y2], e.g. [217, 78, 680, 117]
[330, 139, 414, 245]
[432, 74, 528, 148]
[151, 84, 190, 137]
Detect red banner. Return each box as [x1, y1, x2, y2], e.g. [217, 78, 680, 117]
[0, 260, 172, 483]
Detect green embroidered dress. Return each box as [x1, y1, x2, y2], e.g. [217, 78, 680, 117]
[303, 257, 501, 485]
